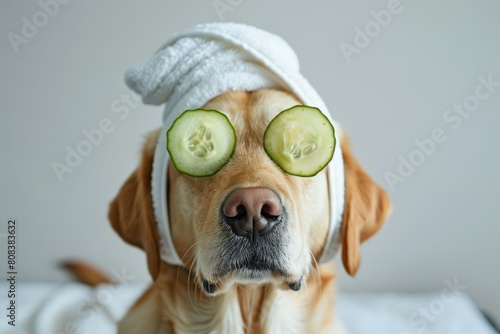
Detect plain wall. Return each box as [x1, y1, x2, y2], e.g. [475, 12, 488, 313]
[1, 0, 499, 324]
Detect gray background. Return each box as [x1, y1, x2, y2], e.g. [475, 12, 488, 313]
[1, 0, 499, 325]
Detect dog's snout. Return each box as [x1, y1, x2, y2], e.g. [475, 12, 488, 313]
[222, 188, 283, 241]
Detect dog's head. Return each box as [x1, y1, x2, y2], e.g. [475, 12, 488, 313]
[109, 89, 391, 294]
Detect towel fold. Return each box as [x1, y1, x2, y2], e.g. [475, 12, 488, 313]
[125, 22, 345, 266]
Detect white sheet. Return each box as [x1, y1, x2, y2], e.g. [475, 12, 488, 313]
[0, 283, 496, 334]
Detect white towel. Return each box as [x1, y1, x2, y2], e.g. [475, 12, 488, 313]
[125, 22, 345, 266]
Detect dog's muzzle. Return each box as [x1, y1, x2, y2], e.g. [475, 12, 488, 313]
[200, 187, 304, 295]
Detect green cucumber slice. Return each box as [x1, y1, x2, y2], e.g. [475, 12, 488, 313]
[167, 109, 236, 177]
[263, 105, 335, 177]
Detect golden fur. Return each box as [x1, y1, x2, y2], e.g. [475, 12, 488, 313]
[81, 89, 390, 333]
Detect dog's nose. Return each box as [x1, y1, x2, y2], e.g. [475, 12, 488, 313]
[222, 188, 283, 240]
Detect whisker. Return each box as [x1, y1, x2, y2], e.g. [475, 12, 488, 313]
[176, 235, 206, 290]
[186, 249, 201, 311]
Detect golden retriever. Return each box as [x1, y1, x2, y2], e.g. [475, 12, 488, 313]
[73, 88, 390, 333]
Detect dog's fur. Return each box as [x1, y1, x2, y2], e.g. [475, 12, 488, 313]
[75, 89, 390, 333]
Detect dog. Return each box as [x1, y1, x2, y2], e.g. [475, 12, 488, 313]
[85, 88, 392, 333]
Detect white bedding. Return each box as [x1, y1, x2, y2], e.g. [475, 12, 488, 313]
[0, 283, 496, 334]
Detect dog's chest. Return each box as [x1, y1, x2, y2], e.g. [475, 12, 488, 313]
[214, 288, 306, 334]
[168, 288, 306, 334]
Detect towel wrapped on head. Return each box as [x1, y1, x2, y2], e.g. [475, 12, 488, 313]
[124, 22, 345, 266]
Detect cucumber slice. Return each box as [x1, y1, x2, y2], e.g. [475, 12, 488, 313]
[263, 105, 335, 177]
[167, 109, 236, 177]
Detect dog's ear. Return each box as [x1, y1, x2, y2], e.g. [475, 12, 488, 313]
[108, 132, 161, 280]
[340, 136, 392, 276]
